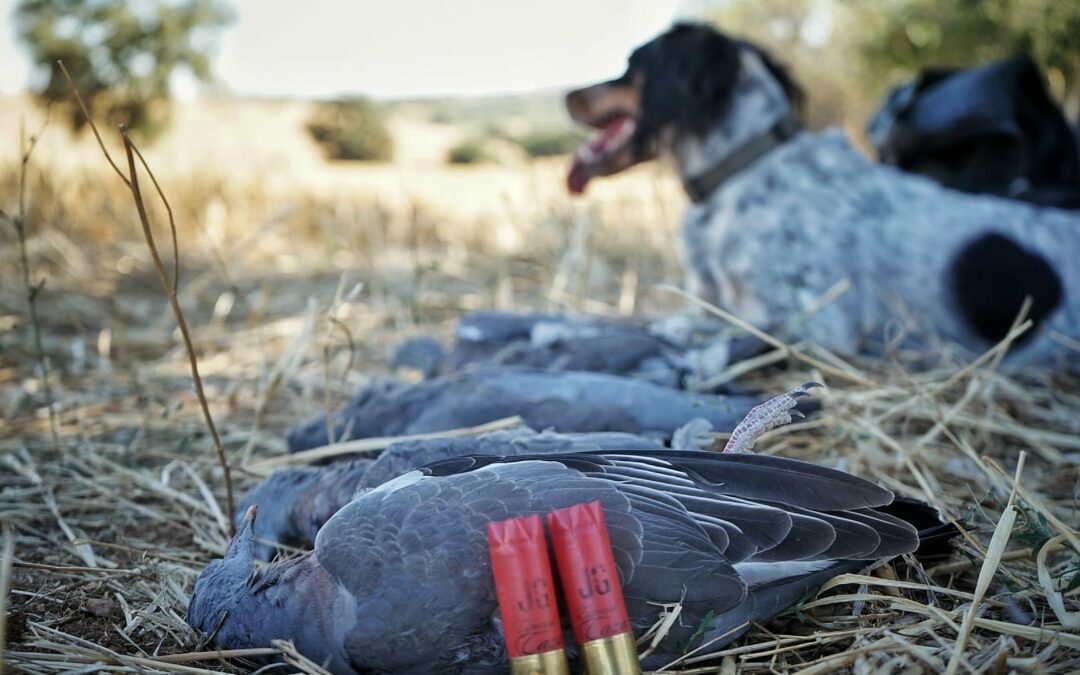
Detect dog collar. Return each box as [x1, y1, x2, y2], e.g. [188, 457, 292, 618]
[683, 112, 801, 203]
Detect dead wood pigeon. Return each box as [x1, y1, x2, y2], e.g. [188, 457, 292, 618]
[241, 428, 664, 560]
[391, 311, 769, 388]
[190, 451, 943, 673]
[286, 367, 762, 452]
[443, 311, 684, 385]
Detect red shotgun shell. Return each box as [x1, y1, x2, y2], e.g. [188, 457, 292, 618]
[487, 514, 567, 663]
[547, 501, 632, 643]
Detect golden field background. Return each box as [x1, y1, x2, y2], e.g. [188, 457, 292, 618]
[0, 93, 685, 266]
[0, 92, 690, 388]
[0, 92, 690, 446]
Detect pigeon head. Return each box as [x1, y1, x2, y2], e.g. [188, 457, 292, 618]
[235, 469, 316, 560]
[188, 505, 258, 634]
[390, 335, 446, 380]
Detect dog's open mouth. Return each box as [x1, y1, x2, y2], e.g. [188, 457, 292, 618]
[567, 115, 636, 194]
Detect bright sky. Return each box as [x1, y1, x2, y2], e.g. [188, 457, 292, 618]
[0, 0, 686, 99]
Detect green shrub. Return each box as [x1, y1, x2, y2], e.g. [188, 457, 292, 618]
[429, 110, 455, 125]
[307, 97, 394, 161]
[15, 0, 233, 140]
[516, 127, 586, 157]
[446, 138, 491, 164]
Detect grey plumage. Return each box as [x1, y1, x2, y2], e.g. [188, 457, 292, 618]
[241, 428, 664, 560]
[286, 367, 761, 452]
[446, 311, 684, 386]
[390, 310, 769, 389]
[237, 458, 373, 561]
[391, 335, 446, 380]
[191, 450, 937, 674]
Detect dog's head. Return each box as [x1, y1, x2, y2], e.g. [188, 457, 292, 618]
[565, 22, 801, 193]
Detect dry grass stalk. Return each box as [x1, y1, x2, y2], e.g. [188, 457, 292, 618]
[690, 340, 808, 391]
[971, 618, 1080, 649]
[8, 641, 265, 674]
[321, 275, 362, 445]
[0, 527, 14, 674]
[637, 601, 684, 659]
[983, 456, 1080, 554]
[149, 647, 279, 664]
[1037, 533, 1080, 630]
[273, 639, 334, 674]
[658, 283, 875, 387]
[120, 129, 235, 533]
[58, 60, 235, 534]
[915, 298, 1032, 454]
[246, 415, 525, 472]
[4, 274, 1078, 672]
[947, 451, 1022, 675]
[0, 113, 61, 452]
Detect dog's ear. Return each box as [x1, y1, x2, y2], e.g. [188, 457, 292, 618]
[738, 40, 805, 117]
[629, 23, 742, 155]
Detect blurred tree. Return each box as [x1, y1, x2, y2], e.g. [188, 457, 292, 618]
[706, 0, 872, 131]
[856, 0, 1080, 118]
[15, 0, 233, 139]
[307, 97, 395, 161]
[700, 0, 1080, 133]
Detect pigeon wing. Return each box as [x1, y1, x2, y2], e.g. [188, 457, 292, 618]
[313, 457, 752, 671]
[313, 461, 636, 671]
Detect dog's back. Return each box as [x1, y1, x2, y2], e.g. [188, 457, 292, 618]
[682, 129, 1080, 363]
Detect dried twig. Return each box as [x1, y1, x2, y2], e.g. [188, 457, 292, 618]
[120, 126, 235, 533]
[1, 112, 61, 452]
[55, 61, 129, 185]
[59, 61, 235, 534]
[0, 527, 14, 674]
[321, 275, 362, 446]
[246, 415, 524, 472]
[273, 639, 334, 674]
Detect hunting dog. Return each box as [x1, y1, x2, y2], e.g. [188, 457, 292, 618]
[566, 23, 1079, 364]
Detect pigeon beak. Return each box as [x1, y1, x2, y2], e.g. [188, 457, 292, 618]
[225, 504, 257, 561]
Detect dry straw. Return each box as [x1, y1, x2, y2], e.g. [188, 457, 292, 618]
[3, 261, 1078, 673]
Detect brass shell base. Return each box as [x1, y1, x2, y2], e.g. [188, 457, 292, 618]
[509, 648, 571, 675]
[580, 632, 642, 675]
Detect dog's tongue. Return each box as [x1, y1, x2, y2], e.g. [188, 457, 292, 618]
[567, 160, 592, 194]
[567, 116, 634, 194]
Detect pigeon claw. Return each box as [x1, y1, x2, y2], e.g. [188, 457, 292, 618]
[793, 382, 824, 397]
[721, 382, 823, 454]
